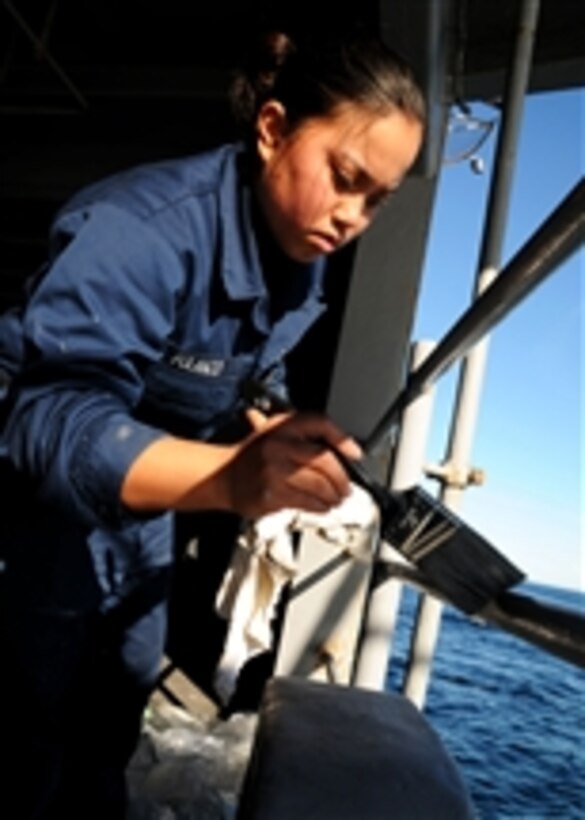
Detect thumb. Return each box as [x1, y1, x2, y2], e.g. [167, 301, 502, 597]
[245, 407, 270, 432]
[245, 407, 293, 435]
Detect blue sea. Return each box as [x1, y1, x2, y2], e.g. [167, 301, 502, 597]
[385, 582, 585, 819]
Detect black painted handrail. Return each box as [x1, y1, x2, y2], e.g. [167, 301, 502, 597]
[365, 177, 585, 451]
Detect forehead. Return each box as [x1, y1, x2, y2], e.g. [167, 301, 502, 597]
[297, 102, 422, 187]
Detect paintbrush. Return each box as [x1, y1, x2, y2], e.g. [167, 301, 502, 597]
[241, 379, 525, 614]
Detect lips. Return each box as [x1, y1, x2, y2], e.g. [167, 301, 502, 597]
[308, 231, 341, 253]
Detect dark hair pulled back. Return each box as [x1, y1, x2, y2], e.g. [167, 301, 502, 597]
[230, 28, 426, 146]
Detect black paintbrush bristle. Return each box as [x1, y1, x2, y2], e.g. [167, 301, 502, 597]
[382, 486, 525, 614]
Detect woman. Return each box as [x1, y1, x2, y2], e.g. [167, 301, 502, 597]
[0, 28, 424, 818]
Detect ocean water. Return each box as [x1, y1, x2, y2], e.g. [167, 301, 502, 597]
[385, 582, 585, 819]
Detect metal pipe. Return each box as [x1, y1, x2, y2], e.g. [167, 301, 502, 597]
[443, 0, 541, 502]
[400, 0, 543, 707]
[352, 341, 436, 690]
[401, 595, 443, 708]
[376, 561, 585, 669]
[478, 0, 542, 268]
[364, 172, 583, 453]
[482, 590, 585, 669]
[388, 342, 437, 493]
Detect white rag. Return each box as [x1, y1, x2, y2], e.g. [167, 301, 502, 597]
[213, 483, 379, 705]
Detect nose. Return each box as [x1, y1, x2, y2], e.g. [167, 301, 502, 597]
[332, 194, 370, 236]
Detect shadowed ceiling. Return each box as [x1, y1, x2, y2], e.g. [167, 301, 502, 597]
[1, 0, 583, 307]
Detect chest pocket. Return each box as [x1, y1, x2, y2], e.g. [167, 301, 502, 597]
[139, 352, 256, 440]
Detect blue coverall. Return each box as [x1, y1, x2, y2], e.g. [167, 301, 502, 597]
[0, 143, 326, 818]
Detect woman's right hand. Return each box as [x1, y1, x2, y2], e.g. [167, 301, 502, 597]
[121, 410, 361, 520]
[226, 409, 362, 518]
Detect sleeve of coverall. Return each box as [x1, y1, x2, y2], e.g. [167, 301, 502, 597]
[2, 203, 186, 529]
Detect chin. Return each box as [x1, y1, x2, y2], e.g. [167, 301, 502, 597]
[292, 248, 324, 263]
[292, 235, 339, 263]
[279, 241, 322, 264]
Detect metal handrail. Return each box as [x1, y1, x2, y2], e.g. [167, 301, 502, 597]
[376, 560, 585, 669]
[364, 176, 585, 452]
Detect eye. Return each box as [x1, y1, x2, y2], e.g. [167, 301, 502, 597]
[331, 164, 357, 193]
[365, 188, 395, 212]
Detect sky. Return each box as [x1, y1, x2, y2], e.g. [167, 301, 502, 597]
[411, 87, 583, 592]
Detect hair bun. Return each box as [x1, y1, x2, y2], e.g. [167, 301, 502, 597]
[244, 30, 297, 99]
[229, 30, 296, 135]
[262, 31, 296, 71]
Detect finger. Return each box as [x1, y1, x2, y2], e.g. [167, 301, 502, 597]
[277, 485, 335, 515]
[281, 440, 352, 501]
[279, 413, 363, 461]
[245, 408, 295, 437]
[260, 474, 341, 516]
[265, 426, 357, 500]
[250, 436, 348, 509]
[245, 407, 270, 432]
[233, 412, 359, 516]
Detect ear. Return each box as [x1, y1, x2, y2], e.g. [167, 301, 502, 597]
[255, 100, 288, 163]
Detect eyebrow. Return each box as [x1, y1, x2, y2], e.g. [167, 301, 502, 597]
[337, 151, 400, 193]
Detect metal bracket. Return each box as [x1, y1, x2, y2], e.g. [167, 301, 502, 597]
[424, 460, 485, 490]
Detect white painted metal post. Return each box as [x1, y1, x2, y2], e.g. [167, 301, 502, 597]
[402, 0, 541, 709]
[353, 341, 436, 690]
[401, 595, 444, 708]
[402, 272, 496, 709]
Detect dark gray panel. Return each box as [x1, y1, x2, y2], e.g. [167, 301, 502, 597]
[326, 175, 439, 443]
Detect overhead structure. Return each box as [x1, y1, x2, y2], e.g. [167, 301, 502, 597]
[0, 0, 583, 442]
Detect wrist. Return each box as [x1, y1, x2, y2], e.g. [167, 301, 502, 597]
[212, 441, 243, 513]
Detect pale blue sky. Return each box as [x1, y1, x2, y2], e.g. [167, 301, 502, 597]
[412, 87, 583, 591]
